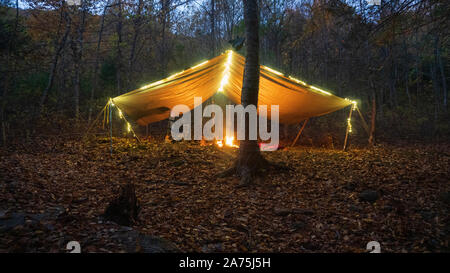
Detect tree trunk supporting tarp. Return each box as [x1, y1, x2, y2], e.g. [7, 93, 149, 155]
[291, 119, 308, 147]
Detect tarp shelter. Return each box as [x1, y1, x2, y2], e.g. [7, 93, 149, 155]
[111, 50, 353, 126]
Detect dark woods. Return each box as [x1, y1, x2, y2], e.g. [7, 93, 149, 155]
[0, 0, 449, 144]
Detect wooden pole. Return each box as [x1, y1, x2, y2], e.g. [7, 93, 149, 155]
[110, 103, 113, 156]
[132, 130, 142, 144]
[368, 97, 376, 146]
[343, 105, 353, 151]
[356, 106, 370, 136]
[291, 119, 308, 147]
[83, 104, 107, 140]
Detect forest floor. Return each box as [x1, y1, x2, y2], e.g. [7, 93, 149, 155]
[0, 136, 449, 253]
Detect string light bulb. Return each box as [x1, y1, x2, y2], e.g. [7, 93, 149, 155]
[191, 60, 209, 69]
[218, 50, 233, 92]
[288, 76, 307, 86]
[264, 66, 284, 76]
[309, 85, 332, 96]
[347, 117, 353, 133]
[345, 101, 357, 134]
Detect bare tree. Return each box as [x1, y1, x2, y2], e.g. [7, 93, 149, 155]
[127, 0, 144, 89]
[220, 0, 272, 186]
[210, 0, 216, 57]
[1, 0, 20, 144]
[116, 0, 124, 95]
[39, 2, 71, 114]
[72, 0, 87, 119]
[88, 1, 110, 122]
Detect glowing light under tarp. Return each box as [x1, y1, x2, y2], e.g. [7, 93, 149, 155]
[225, 136, 238, 148]
[215, 135, 238, 148]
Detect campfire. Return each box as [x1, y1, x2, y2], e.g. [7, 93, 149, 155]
[216, 135, 239, 148]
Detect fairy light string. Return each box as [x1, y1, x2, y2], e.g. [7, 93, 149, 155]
[344, 99, 357, 134]
[108, 98, 141, 143]
[111, 50, 360, 149]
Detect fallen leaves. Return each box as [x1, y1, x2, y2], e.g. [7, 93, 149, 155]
[0, 137, 449, 252]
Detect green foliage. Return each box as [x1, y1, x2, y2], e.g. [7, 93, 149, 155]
[100, 57, 117, 89]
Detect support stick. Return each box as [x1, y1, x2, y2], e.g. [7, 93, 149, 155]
[368, 97, 376, 146]
[110, 103, 113, 156]
[132, 130, 142, 144]
[291, 119, 308, 147]
[356, 106, 370, 136]
[343, 105, 353, 151]
[83, 104, 107, 140]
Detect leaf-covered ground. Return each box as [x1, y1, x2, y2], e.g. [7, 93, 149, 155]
[0, 137, 449, 253]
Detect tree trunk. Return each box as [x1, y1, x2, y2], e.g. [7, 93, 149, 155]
[39, 5, 71, 114]
[210, 0, 216, 57]
[88, 3, 108, 122]
[436, 37, 447, 109]
[73, 1, 87, 120]
[116, 0, 123, 95]
[431, 39, 440, 121]
[235, 0, 267, 186]
[1, 0, 20, 145]
[128, 0, 144, 90]
[160, 0, 170, 77]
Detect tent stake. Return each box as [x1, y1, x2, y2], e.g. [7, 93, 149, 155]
[343, 105, 353, 151]
[291, 119, 308, 147]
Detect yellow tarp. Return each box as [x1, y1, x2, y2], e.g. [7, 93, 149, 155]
[112, 50, 352, 125]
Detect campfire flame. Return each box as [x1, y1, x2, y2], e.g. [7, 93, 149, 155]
[215, 136, 238, 148]
[225, 136, 235, 147]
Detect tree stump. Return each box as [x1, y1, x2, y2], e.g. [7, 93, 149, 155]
[103, 183, 140, 226]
